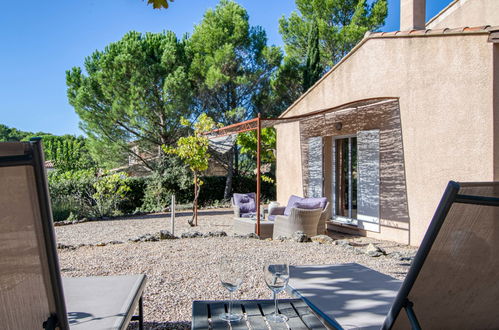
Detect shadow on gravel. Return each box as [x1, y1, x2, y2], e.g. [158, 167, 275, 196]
[128, 321, 190, 330]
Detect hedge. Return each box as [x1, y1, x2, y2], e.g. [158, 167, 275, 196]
[48, 174, 276, 221]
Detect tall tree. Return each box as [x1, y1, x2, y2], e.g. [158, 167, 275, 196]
[279, 0, 388, 70]
[188, 0, 282, 199]
[35, 135, 95, 171]
[0, 124, 50, 142]
[303, 20, 322, 91]
[66, 31, 192, 170]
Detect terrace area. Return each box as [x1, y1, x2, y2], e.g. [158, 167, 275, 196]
[55, 209, 416, 328]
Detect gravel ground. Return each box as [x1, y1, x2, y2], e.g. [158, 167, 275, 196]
[55, 208, 417, 330]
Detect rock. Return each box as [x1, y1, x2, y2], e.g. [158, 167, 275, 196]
[160, 230, 177, 240]
[108, 240, 124, 245]
[181, 231, 203, 239]
[57, 243, 76, 250]
[244, 233, 260, 239]
[264, 238, 273, 241]
[96, 242, 107, 247]
[389, 251, 415, 261]
[366, 243, 386, 257]
[142, 234, 159, 242]
[130, 233, 160, 242]
[291, 231, 310, 243]
[203, 231, 227, 238]
[311, 235, 334, 244]
[334, 239, 352, 247]
[274, 236, 287, 241]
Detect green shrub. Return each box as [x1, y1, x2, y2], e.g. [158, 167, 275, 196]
[92, 173, 131, 217]
[48, 169, 95, 221]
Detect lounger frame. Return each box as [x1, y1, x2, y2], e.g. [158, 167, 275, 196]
[383, 181, 499, 329]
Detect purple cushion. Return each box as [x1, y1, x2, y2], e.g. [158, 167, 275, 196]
[284, 195, 303, 216]
[302, 197, 328, 210]
[293, 200, 321, 210]
[233, 193, 256, 214]
[268, 214, 276, 221]
[284, 195, 327, 216]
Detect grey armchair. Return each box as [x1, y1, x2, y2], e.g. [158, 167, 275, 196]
[269, 195, 330, 235]
[272, 207, 322, 239]
[231, 193, 264, 219]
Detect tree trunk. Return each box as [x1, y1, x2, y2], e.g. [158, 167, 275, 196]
[223, 147, 234, 200]
[188, 172, 199, 227]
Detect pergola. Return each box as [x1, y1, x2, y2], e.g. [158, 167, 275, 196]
[206, 98, 396, 235]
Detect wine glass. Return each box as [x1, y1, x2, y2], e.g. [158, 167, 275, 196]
[263, 260, 289, 323]
[219, 257, 244, 321]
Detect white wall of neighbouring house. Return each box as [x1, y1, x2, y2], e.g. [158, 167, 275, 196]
[426, 0, 499, 29]
[276, 33, 495, 246]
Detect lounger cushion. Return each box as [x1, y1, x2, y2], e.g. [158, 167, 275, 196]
[288, 264, 401, 329]
[63, 275, 146, 330]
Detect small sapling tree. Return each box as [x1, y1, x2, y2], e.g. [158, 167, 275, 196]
[164, 114, 216, 226]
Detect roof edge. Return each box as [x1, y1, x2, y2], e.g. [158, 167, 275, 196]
[279, 25, 495, 119]
[426, 0, 461, 28]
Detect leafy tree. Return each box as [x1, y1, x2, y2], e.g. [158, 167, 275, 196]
[237, 128, 276, 164]
[164, 113, 216, 226]
[145, 0, 173, 9]
[303, 20, 322, 91]
[92, 172, 131, 217]
[66, 30, 192, 170]
[0, 124, 49, 142]
[271, 0, 388, 112]
[36, 135, 95, 171]
[280, 0, 388, 69]
[236, 127, 276, 183]
[188, 0, 282, 199]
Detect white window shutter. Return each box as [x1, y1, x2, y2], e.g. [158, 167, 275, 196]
[307, 137, 323, 198]
[357, 130, 380, 232]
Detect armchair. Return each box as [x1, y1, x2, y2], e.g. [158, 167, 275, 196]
[272, 207, 322, 239]
[269, 195, 330, 235]
[231, 193, 264, 219]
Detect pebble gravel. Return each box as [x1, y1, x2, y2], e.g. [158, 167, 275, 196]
[55, 209, 417, 329]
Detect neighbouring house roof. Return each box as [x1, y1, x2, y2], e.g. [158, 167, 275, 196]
[279, 25, 499, 119]
[44, 160, 55, 169]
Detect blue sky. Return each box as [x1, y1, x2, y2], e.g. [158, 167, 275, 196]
[0, 0, 452, 136]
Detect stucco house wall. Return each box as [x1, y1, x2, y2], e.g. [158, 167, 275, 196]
[276, 32, 496, 245]
[426, 0, 499, 29]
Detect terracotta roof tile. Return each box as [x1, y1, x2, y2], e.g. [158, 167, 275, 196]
[368, 25, 498, 39]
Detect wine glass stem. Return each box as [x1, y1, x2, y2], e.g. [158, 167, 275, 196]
[274, 291, 278, 316]
[229, 291, 233, 316]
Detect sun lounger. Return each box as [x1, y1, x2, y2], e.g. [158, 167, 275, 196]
[0, 140, 146, 330]
[288, 181, 499, 329]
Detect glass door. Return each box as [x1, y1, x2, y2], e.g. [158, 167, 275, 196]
[334, 136, 357, 223]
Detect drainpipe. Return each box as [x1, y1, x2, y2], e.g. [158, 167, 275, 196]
[400, 0, 426, 30]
